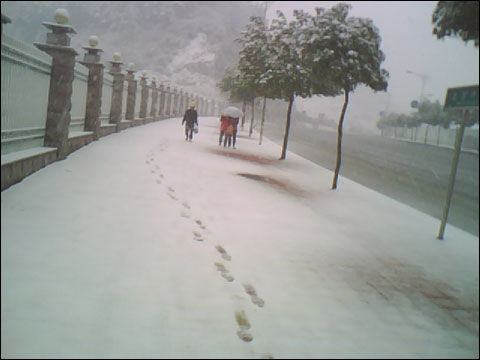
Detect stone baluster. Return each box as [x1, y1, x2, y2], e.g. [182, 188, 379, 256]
[150, 77, 158, 121]
[172, 87, 179, 116]
[200, 97, 205, 116]
[206, 99, 211, 116]
[183, 92, 188, 110]
[178, 89, 183, 115]
[211, 100, 216, 116]
[139, 72, 149, 119]
[165, 85, 172, 116]
[158, 83, 165, 118]
[107, 53, 124, 131]
[34, 8, 78, 159]
[79, 35, 103, 140]
[125, 63, 137, 121]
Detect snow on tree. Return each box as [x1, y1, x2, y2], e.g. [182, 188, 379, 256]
[236, 16, 271, 135]
[301, 3, 389, 189]
[264, 11, 312, 160]
[432, 1, 479, 47]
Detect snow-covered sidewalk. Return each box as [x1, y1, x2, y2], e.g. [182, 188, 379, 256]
[1, 116, 478, 359]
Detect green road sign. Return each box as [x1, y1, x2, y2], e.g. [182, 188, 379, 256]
[444, 85, 479, 110]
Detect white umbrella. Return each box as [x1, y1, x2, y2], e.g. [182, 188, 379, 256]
[221, 106, 243, 118]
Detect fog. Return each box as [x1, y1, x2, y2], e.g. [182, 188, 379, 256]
[2, 1, 478, 133]
[2, 2, 479, 357]
[267, 1, 479, 132]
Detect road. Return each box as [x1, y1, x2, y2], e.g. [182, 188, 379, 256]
[262, 121, 479, 237]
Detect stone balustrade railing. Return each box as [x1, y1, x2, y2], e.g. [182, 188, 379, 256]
[1, 9, 228, 191]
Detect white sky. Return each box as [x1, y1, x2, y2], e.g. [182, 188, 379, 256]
[266, 1, 480, 129]
[2, 116, 478, 358]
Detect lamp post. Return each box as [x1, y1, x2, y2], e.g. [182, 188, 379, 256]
[407, 70, 429, 102]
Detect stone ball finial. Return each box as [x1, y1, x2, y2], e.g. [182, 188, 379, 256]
[88, 35, 99, 47]
[54, 8, 70, 24]
[141, 71, 147, 77]
[128, 62, 135, 71]
[113, 52, 121, 62]
[152, 76, 156, 81]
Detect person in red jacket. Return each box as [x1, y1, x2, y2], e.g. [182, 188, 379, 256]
[219, 115, 230, 146]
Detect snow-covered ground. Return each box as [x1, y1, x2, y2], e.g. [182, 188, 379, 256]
[1, 116, 478, 359]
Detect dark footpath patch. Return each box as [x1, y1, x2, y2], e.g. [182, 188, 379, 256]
[210, 149, 276, 165]
[238, 173, 307, 198]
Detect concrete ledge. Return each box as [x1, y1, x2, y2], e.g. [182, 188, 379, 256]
[132, 119, 145, 127]
[1, 147, 57, 191]
[118, 121, 132, 131]
[99, 124, 117, 138]
[68, 131, 94, 154]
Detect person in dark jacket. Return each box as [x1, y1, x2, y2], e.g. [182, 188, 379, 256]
[182, 102, 198, 141]
[230, 116, 239, 149]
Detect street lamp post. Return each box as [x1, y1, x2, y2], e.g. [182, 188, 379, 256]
[407, 70, 429, 102]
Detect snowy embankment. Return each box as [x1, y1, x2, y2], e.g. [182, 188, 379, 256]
[1, 116, 478, 359]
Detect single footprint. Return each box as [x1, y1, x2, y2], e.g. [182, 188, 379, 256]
[244, 284, 257, 296]
[214, 262, 227, 272]
[156, 179, 162, 184]
[182, 202, 191, 209]
[237, 329, 253, 342]
[251, 295, 265, 307]
[215, 245, 231, 261]
[167, 192, 178, 201]
[180, 211, 190, 218]
[243, 283, 265, 308]
[235, 310, 251, 329]
[195, 219, 206, 229]
[214, 262, 234, 282]
[168, 186, 175, 193]
[221, 272, 234, 282]
[193, 231, 203, 241]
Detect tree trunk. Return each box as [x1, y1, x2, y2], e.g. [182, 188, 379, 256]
[241, 100, 246, 129]
[259, 97, 267, 145]
[424, 124, 430, 144]
[249, 98, 255, 136]
[437, 125, 441, 146]
[332, 90, 349, 190]
[280, 96, 294, 160]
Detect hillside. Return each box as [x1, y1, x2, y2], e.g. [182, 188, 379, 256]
[2, 1, 318, 125]
[1, 1, 264, 98]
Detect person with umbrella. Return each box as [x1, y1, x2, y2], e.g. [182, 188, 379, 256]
[221, 106, 243, 148]
[182, 102, 198, 141]
[225, 116, 240, 148]
[219, 115, 230, 146]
